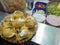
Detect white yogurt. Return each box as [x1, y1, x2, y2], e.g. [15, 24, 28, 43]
[18, 18, 25, 22]
[19, 30, 26, 37]
[33, 13, 45, 23]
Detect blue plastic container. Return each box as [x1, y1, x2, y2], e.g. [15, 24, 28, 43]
[32, 2, 47, 15]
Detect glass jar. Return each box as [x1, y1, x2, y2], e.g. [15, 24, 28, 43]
[26, 0, 34, 10]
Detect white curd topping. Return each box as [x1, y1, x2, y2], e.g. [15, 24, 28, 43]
[19, 30, 26, 37]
